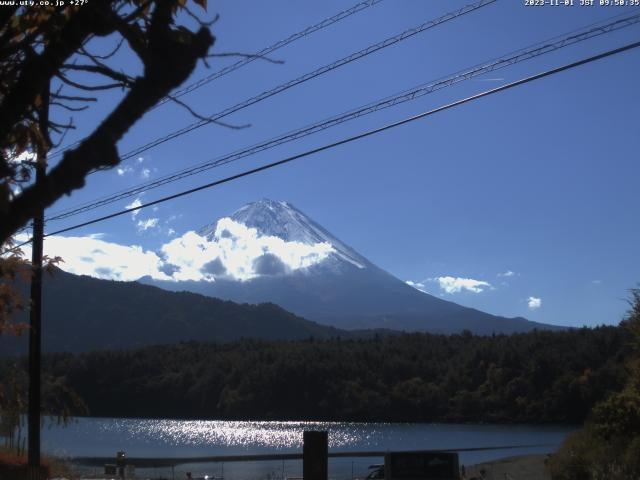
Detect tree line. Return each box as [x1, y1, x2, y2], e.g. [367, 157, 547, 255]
[549, 289, 640, 479]
[2, 325, 631, 424]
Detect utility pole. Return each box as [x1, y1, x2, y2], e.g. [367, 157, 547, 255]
[28, 82, 49, 478]
[303, 431, 328, 480]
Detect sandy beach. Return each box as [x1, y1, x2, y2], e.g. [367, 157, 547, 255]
[463, 454, 551, 480]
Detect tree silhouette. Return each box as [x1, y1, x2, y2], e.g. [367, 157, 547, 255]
[0, 0, 223, 333]
[0, 0, 215, 245]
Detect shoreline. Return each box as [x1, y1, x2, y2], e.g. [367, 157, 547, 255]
[465, 454, 551, 480]
[45, 414, 581, 427]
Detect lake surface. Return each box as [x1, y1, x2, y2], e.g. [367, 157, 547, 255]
[41, 418, 576, 479]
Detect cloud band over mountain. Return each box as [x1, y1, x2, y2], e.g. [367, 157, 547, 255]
[20, 218, 335, 283]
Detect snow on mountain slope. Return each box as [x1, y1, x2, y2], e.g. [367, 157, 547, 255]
[144, 199, 562, 334]
[199, 199, 368, 270]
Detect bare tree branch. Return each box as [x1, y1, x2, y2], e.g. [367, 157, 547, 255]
[56, 71, 126, 91]
[183, 7, 219, 28]
[51, 93, 98, 102]
[79, 38, 125, 61]
[50, 102, 90, 112]
[166, 93, 251, 129]
[115, 16, 147, 60]
[61, 63, 135, 86]
[121, 0, 153, 23]
[0, 2, 116, 138]
[51, 123, 72, 149]
[48, 119, 76, 131]
[0, 1, 215, 244]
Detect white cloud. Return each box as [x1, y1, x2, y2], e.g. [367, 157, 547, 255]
[160, 218, 334, 281]
[125, 198, 143, 219]
[125, 198, 161, 234]
[498, 270, 516, 277]
[10, 151, 36, 164]
[405, 280, 427, 293]
[22, 218, 335, 283]
[433, 276, 491, 294]
[20, 236, 168, 281]
[137, 217, 159, 231]
[5, 151, 36, 198]
[592, 280, 602, 285]
[116, 156, 147, 176]
[117, 166, 134, 176]
[13, 232, 30, 243]
[527, 296, 542, 310]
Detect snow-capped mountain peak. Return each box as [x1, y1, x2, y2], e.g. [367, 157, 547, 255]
[145, 198, 555, 335]
[199, 199, 368, 270]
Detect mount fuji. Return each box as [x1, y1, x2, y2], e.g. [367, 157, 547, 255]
[144, 199, 559, 334]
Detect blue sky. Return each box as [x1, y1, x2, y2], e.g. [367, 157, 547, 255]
[36, 0, 640, 328]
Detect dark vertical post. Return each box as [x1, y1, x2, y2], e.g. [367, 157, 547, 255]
[303, 431, 328, 480]
[28, 84, 48, 476]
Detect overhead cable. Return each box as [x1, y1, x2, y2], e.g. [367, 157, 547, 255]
[100, 0, 496, 163]
[48, 0, 385, 159]
[22, 39, 638, 245]
[153, 0, 385, 108]
[45, 11, 640, 223]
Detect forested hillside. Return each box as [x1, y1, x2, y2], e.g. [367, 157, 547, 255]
[20, 326, 631, 423]
[0, 268, 347, 355]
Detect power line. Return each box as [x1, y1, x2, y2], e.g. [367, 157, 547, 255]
[46, 0, 497, 219]
[24, 39, 639, 245]
[48, 0, 385, 159]
[45, 11, 640, 223]
[153, 0, 385, 108]
[98, 0, 496, 164]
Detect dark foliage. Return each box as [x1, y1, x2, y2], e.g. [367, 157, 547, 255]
[0, 268, 347, 355]
[549, 288, 640, 479]
[6, 325, 630, 423]
[0, 0, 214, 245]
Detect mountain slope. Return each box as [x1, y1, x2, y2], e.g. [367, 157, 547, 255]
[0, 268, 346, 355]
[147, 199, 561, 334]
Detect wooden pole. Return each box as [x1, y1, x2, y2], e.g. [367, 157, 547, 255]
[27, 82, 49, 478]
[302, 431, 327, 480]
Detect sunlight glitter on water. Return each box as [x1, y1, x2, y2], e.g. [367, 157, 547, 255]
[99, 419, 380, 450]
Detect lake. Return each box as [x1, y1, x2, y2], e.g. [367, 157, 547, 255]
[41, 417, 576, 479]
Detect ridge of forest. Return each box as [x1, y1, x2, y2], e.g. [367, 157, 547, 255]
[2, 326, 630, 423]
[0, 268, 347, 355]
